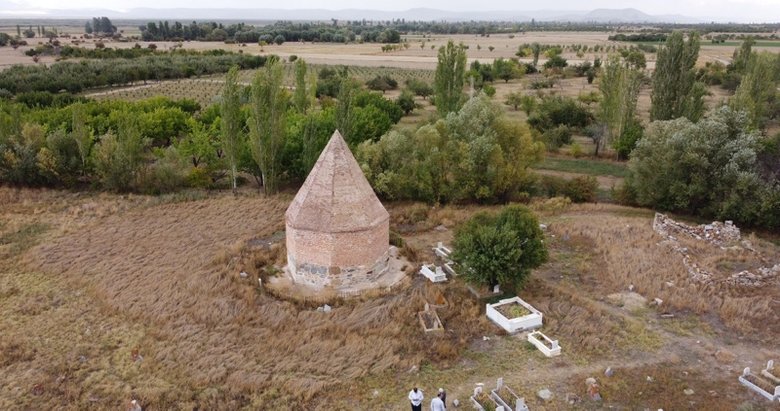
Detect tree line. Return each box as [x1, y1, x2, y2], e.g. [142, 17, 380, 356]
[0, 58, 415, 195]
[0, 52, 265, 95]
[138, 20, 401, 44]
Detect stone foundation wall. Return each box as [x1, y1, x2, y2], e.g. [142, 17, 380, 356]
[288, 250, 391, 289]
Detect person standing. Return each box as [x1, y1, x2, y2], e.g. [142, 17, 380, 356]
[408, 386, 424, 411]
[430, 393, 445, 411]
[438, 388, 447, 408]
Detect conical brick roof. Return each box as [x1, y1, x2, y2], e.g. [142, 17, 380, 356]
[286, 130, 389, 233]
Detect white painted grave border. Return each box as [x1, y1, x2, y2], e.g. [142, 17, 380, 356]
[486, 296, 543, 334]
[527, 330, 561, 357]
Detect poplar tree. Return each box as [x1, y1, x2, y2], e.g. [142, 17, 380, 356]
[599, 56, 642, 156]
[293, 59, 315, 113]
[249, 59, 288, 194]
[650, 31, 706, 122]
[731, 37, 755, 74]
[220, 66, 242, 192]
[731, 52, 778, 128]
[434, 40, 467, 116]
[70, 103, 94, 175]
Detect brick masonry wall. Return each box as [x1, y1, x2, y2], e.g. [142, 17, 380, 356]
[286, 220, 390, 289]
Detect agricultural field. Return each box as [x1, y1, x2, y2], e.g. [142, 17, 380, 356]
[0, 187, 778, 409]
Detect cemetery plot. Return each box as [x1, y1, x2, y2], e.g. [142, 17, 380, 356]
[418, 306, 444, 332]
[486, 297, 543, 334]
[491, 378, 529, 411]
[739, 366, 780, 402]
[527, 330, 562, 357]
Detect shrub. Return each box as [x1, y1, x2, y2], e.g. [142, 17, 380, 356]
[541, 125, 572, 150]
[537, 175, 597, 203]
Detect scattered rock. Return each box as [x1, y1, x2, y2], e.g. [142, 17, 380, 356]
[539, 224, 548, 230]
[323, 304, 332, 313]
[628, 284, 635, 292]
[372, 389, 379, 398]
[129, 399, 142, 411]
[408, 365, 418, 373]
[78, 355, 87, 363]
[239, 271, 248, 279]
[452, 398, 460, 407]
[604, 367, 614, 377]
[566, 392, 580, 404]
[652, 297, 663, 306]
[537, 388, 553, 401]
[482, 336, 490, 341]
[434, 225, 448, 232]
[684, 388, 694, 395]
[585, 377, 597, 386]
[646, 376, 653, 382]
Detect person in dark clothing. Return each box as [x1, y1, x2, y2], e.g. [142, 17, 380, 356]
[438, 388, 447, 408]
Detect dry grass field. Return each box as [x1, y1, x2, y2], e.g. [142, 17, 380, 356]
[1, 187, 778, 409]
[4, 28, 779, 70]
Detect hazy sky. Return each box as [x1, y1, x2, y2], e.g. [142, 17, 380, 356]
[5, 0, 780, 22]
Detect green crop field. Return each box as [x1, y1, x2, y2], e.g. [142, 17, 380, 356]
[88, 63, 435, 107]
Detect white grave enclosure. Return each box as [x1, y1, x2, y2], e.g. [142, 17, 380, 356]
[419, 264, 447, 283]
[433, 241, 452, 260]
[486, 297, 543, 333]
[490, 378, 529, 411]
[528, 330, 562, 357]
[418, 303, 444, 332]
[738, 361, 780, 402]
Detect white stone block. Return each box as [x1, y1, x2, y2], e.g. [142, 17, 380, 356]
[420, 264, 447, 283]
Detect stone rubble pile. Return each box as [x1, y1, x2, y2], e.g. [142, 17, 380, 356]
[653, 213, 741, 248]
[652, 213, 778, 287]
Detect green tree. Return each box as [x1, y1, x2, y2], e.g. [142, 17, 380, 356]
[248, 59, 288, 194]
[293, 59, 315, 113]
[505, 91, 523, 110]
[598, 56, 642, 156]
[731, 51, 778, 129]
[434, 40, 467, 116]
[650, 31, 706, 121]
[625, 106, 778, 227]
[451, 205, 547, 288]
[730, 37, 755, 74]
[396, 90, 416, 115]
[531, 42, 541, 68]
[358, 95, 544, 203]
[519, 95, 537, 116]
[366, 75, 398, 93]
[220, 66, 243, 191]
[493, 58, 524, 82]
[405, 78, 433, 100]
[92, 116, 149, 192]
[336, 78, 358, 143]
[70, 103, 93, 175]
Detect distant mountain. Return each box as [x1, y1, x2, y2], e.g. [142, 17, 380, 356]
[569, 8, 700, 23]
[0, 6, 703, 24]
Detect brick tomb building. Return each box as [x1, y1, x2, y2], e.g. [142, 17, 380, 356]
[284, 130, 391, 290]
